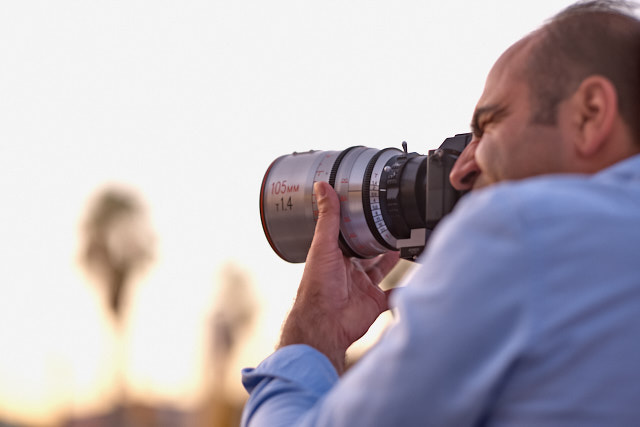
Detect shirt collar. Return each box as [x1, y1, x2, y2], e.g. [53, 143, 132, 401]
[595, 153, 640, 182]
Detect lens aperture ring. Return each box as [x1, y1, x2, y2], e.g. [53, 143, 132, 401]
[363, 148, 399, 251]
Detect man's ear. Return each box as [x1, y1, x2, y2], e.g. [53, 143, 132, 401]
[570, 75, 618, 158]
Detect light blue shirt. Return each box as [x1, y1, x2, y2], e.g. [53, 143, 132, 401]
[242, 154, 640, 426]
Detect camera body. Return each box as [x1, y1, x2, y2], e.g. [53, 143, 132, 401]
[260, 133, 471, 263]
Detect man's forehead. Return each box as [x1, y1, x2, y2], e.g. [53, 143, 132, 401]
[477, 33, 540, 106]
[490, 34, 538, 84]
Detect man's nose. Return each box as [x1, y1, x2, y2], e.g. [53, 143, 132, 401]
[449, 139, 481, 191]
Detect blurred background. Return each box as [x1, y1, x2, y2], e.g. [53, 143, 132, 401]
[0, 1, 575, 425]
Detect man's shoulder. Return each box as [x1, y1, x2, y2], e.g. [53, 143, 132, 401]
[450, 165, 640, 243]
[448, 177, 556, 227]
[457, 173, 612, 222]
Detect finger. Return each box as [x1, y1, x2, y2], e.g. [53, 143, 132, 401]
[353, 251, 400, 285]
[383, 289, 394, 310]
[366, 251, 400, 280]
[309, 181, 341, 254]
[365, 266, 386, 285]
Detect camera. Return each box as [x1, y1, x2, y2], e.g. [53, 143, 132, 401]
[260, 133, 472, 263]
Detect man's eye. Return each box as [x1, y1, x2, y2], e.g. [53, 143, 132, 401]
[476, 116, 494, 137]
[471, 116, 488, 139]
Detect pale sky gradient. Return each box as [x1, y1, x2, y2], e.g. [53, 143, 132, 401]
[0, 0, 576, 424]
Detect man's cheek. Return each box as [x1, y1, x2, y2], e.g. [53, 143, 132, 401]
[472, 173, 493, 190]
[474, 143, 491, 174]
[474, 142, 503, 185]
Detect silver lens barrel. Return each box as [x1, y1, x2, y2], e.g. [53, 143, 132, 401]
[260, 150, 341, 263]
[260, 146, 411, 263]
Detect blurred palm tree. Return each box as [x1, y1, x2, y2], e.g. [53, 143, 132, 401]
[201, 262, 257, 427]
[79, 185, 155, 426]
[81, 185, 155, 323]
[211, 262, 257, 362]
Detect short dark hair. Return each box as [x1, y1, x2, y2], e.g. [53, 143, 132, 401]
[526, 0, 640, 141]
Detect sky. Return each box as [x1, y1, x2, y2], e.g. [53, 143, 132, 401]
[0, 0, 576, 424]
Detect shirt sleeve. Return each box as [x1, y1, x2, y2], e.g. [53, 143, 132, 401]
[241, 344, 339, 426]
[241, 186, 536, 426]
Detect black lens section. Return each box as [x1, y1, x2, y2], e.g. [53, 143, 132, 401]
[379, 153, 427, 240]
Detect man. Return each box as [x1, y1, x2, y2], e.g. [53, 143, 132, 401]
[242, 1, 640, 425]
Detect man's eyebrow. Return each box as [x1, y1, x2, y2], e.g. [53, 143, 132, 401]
[470, 104, 508, 136]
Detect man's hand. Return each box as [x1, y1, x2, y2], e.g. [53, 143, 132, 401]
[279, 181, 399, 374]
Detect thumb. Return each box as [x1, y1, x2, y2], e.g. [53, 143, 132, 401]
[309, 181, 341, 253]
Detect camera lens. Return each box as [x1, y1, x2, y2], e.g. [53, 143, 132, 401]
[259, 134, 471, 263]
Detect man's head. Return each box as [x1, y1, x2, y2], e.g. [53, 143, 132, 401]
[450, 0, 640, 190]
